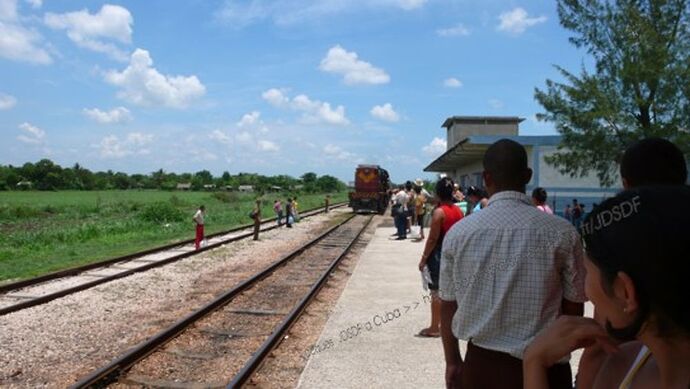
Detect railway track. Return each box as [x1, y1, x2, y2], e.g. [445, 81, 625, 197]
[0, 202, 347, 316]
[69, 213, 372, 388]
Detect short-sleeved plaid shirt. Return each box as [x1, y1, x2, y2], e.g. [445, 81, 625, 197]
[439, 191, 586, 359]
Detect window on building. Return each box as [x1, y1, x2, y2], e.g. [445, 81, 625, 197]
[461, 175, 468, 188]
[473, 172, 483, 187]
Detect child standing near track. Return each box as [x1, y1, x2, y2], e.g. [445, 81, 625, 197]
[193, 205, 205, 250]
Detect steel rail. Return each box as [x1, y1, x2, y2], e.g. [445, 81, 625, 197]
[69, 213, 360, 389]
[0, 201, 346, 294]
[0, 202, 347, 316]
[227, 215, 372, 388]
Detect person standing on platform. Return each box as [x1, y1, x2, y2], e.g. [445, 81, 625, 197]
[391, 185, 408, 240]
[439, 139, 586, 389]
[466, 186, 488, 215]
[405, 181, 415, 234]
[531, 187, 553, 214]
[575, 137, 689, 389]
[193, 205, 205, 250]
[417, 177, 463, 337]
[453, 184, 468, 216]
[413, 184, 427, 240]
[571, 199, 583, 228]
[564, 204, 572, 222]
[523, 186, 690, 389]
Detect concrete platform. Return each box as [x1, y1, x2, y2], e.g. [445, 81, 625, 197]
[297, 223, 591, 388]
[297, 225, 454, 388]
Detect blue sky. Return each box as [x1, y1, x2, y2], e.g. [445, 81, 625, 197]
[0, 0, 588, 183]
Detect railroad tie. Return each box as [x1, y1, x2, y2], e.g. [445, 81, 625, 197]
[227, 308, 288, 316]
[124, 374, 226, 389]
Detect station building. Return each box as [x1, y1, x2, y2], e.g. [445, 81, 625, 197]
[423, 116, 620, 214]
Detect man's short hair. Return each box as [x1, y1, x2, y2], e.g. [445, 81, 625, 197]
[483, 139, 529, 188]
[620, 138, 688, 187]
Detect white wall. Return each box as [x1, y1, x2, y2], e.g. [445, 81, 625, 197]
[538, 146, 615, 189]
[447, 122, 518, 149]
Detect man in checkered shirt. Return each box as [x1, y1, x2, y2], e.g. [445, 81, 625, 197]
[439, 139, 586, 389]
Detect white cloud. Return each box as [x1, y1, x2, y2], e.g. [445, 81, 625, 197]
[105, 49, 206, 109]
[443, 77, 462, 88]
[262, 88, 349, 125]
[83, 106, 132, 124]
[17, 122, 45, 144]
[0, 0, 52, 64]
[0, 0, 18, 21]
[257, 139, 280, 152]
[422, 137, 447, 156]
[237, 111, 261, 127]
[24, 0, 41, 9]
[45, 4, 133, 61]
[323, 144, 356, 161]
[236, 131, 253, 143]
[188, 147, 218, 162]
[319, 45, 390, 85]
[370, 103, 400, 122]
[126, 132, 153, 146]
[216, 0, 427, 27]
[0, 93, 17, 109]
[261, 88, 289, 107]
[396, 0, 427, 10]
[437, 23, 470, 37]
[209, 129, 232, 144]
[96, 132, 153, 158]
[488, 98, 504, 109]
[497, 7, 547, 35]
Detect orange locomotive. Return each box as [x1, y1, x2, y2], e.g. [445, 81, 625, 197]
[348, 164, 391, 214]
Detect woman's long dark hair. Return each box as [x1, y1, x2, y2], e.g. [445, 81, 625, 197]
[581, 186, 690, 341]
[435, 177, 455, 202]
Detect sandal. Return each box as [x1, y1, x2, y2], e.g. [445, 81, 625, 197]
[416, 328, 440, 338]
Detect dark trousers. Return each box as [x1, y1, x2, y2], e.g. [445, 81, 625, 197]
[394, 212, 406, 238]
[459, 342, 572, 389]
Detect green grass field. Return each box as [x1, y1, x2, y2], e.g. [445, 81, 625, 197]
[0, 190, 347, 282]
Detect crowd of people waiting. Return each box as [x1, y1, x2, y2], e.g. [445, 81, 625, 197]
[400, 137, 689, 388]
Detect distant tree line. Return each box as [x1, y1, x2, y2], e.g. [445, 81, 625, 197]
[0, 159, 346, 193]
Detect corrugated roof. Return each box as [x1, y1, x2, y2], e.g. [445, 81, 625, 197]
[441, 116, 525, 128]
[423, 135, 561, 172]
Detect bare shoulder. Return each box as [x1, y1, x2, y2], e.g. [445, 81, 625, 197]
[591, 341, 644, 388]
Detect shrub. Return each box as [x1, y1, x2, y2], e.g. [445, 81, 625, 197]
[139, 202, 185, 224]
[168, 195, 188, 207]
[212, 191, 238, 203]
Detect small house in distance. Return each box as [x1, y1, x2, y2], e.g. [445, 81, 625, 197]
[238, 185, 254, 193]
[176, 183, 191, 191]
[16, 180, 33, 190]
[424, 116, 619, 213]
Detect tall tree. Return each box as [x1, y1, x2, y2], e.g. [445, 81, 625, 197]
[535, 0, 690, 186]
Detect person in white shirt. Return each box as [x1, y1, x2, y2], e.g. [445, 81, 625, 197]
[439, 139, 586, 388]
[193, 205, 205, 250]
[391, 185, 409, 240]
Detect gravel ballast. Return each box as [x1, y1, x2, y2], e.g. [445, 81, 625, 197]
[0, 209, 349, 388]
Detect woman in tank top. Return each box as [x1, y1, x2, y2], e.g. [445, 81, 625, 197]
[523, 187, 690, 388]
[416, 177, 463, 337]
